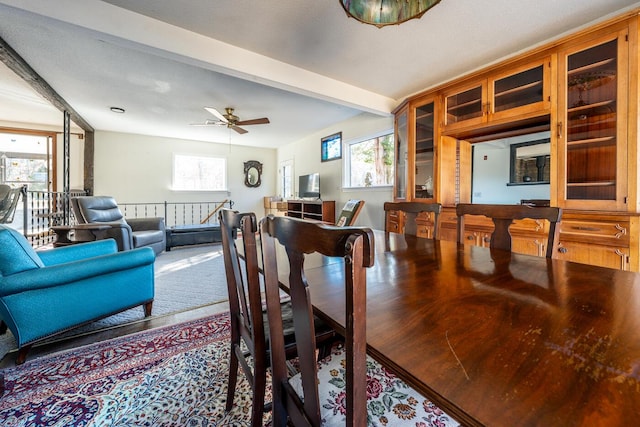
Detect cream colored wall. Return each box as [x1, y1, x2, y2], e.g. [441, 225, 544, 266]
[277, 113, 394, 230]
[94, 131, 277, 215]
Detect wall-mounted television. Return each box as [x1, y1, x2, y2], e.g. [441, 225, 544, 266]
[299, 173, 320, 199]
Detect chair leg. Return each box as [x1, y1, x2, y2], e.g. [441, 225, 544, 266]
[15, 345, 31, 365]
[251, 360, 267, 427]
[226, 343, 240, 412]
[143, 301, 153, 317]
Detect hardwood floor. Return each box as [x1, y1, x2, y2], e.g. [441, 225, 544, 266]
[0, 301, 230, 369]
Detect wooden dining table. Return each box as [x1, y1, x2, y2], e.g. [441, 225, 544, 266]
[273, 229, 640, 426]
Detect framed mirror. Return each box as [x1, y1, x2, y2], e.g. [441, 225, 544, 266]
[244, 160, 262, 188]
[509, 139, 550, 185]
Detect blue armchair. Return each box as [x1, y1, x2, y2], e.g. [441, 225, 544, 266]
[0, 225, 155, 364]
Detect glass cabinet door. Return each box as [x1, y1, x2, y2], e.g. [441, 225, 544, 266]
[559, 30, 627, 209]
[413, 100, 434, 199]
[444, 83, 485, 128]
[394, 107, 408, 200]
[491, 59, 549, 119]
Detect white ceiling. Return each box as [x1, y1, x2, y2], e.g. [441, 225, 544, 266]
[0, 0, 639, 148]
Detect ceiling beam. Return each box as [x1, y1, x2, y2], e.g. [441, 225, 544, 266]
[0, 34, 94, 132]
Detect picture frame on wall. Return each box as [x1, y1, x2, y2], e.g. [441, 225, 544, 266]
[321, 132, 342, 162]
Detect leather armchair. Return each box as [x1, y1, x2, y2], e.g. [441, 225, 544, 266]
[71, 196, 166, 255]
[0, 224, 155, 364]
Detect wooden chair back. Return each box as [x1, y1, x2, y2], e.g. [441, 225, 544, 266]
[260, 216, 374, 427]
[219, 209, 267, 425]
[336, 199, 365, 226]
[384, 201, 442, 238]
[456, 203, 562, 258]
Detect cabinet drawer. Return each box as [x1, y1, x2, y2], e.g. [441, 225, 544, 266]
[386, 210, 402, 234]
[386, 220, 401, 234]
[556, 240, 630, 270]
[559, 220, 629, 246]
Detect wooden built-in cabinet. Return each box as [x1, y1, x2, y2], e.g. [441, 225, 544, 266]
[443, 57, 551, 133]
[412, 97, 436, 201]
[557, 29, 628, 211]
[392, 11, 640, 271]
[285, 200, 335, 224]
[394, 107, 409, 200]
[556, 212, 633, 270]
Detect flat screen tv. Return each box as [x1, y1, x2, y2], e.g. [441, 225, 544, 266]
[299, 173, 320, 199]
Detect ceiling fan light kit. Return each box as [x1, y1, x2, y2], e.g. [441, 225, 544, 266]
[340, 0, 441, 28]
[194, 107, 270, 134]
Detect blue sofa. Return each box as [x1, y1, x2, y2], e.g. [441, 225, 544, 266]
[0, 225, 155, 364]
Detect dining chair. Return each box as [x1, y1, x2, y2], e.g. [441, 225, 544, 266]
[384, 201, 442, 238]
[456, 203, 563, 258]
[260, 215, 459, 427]
[335, 199, 365, 226]
[219, 209, 335, 427]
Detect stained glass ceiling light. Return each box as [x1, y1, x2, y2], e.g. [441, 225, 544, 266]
[340, 0, 441, 28]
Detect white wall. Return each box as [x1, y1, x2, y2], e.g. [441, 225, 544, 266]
[277, 113, 394, 230]
[94, 131, 277, 215]
[472, 131, 551, 204]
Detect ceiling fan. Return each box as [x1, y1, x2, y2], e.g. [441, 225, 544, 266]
[192, 107, 270, 134]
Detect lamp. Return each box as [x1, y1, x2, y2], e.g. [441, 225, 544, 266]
[340, 0, 441, 28]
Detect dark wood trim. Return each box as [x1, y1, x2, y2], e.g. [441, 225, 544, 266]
[83, 131, 94, 195]
[0, 35, 94, 133]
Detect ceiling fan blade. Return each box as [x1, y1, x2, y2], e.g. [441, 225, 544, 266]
[204, 107, 228, 123]
[189, 119, 220, 126]
[236, 117, 270, 126]
[231, 125, 248, 134]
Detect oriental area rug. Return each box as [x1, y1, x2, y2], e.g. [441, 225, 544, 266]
[0, 311, 263, 426]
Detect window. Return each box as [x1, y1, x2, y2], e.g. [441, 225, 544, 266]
[1, 131, 53, 192]
[344, 132, 394, 188]
[280, 159, 294, 198]
[173, 154, 226, 191]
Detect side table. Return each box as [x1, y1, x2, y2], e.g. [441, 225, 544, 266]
[50, 224, 112, 247]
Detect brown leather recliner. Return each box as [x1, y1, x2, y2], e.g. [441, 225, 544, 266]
[71, 196, 166, 255]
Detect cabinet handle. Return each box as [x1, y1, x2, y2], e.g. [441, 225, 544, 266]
[558, 247, 568, 254]
[570, 226, 600, 232]
[466, 235, 474, 241]
[614, 249, 627, 270]
[557, 121, 563, 138]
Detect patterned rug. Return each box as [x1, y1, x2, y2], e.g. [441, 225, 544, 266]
[0, 311, 260, 426]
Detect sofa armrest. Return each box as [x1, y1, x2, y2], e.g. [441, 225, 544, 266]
[0, 246, 155, 297]
[100, 222, 134, 251]
[127, 217, 165, 232]
[37, 239, 118, 266]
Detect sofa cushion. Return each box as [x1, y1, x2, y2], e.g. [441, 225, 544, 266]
[132, 230, 164, 247]
[0, 225, 44, 276]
